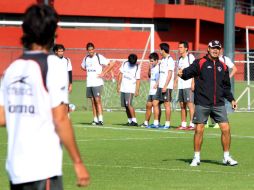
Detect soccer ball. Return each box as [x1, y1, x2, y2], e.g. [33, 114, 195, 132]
[69, 103, 76, 112]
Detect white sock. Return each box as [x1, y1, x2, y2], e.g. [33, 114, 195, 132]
[94, 117, 98, 122]
[132, 118, 137, 123]
[224, 151, 230, 159]
[154, 120, 159, 125]
[98, 115, 103, 122]
[165, 121, 170, 127]
[181, 121, 187, 127]
[128, 118, 132, 123]
[189, 122, 195, 127]
[144, 120, 148, 125]
[194, 152, 200, 160]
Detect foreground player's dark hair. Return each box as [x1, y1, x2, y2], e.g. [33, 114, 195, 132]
[53, 44, 65, 52]
[159, 43, 170, 53]
[21, 4, 59, 50]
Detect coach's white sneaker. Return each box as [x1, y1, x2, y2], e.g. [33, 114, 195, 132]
[190, 157, 200, 167]
[223, 156, 238, 166]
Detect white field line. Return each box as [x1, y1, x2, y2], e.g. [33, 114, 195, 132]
[63, 163, 254, 177]
[74, 124, 254, 139]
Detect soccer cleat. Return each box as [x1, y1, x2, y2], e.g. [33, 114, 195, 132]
[176, 126, 187, 130]
[91, 121, 99, 125]
[161, 125, 170, 129]
[148, 124, 160, 128]
[140, 123, 148, 128]
[213, 123, 220, 128]
[190, 158, 200, 167]
[187, 126, 195, 130]
[223, 156, 238, 166]
[98, 121, 103, 126]
[129, 121, 138, 127]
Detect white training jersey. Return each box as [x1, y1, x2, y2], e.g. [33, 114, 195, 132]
[158, 55, 175, 89]
[0, 52, 69, 184]
[120, 61, 141, 93]
[58, 56, 72, 85]
[149, 64, 159, 95]
[219, 55, 234, 69]
[81, 53, 109, 87]
[177, 53, 195, 89]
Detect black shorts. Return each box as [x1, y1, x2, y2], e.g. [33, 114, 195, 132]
[147, 95, 157, 102]
[121, 92, 134, 107]
[155, 88, 172, 102]
[178, 88, 194, 103]
[86, 85, 103, 98]
[10, 176, 63, 190]
[193, 105, 228, 124]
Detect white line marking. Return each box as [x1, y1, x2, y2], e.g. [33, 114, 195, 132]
[63, 163, 254, 176]
[74, 124, 254, 139]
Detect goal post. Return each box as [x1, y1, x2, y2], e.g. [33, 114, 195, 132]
[0, 21, 155, 110]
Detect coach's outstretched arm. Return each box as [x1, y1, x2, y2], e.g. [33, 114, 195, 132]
[53, 104, 90, 187]
[178, 59, 200, 80]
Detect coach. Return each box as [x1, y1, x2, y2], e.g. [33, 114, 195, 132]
[178, 40, 238, 167]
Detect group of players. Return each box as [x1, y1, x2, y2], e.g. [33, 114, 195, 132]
[0, 4, 239, 190]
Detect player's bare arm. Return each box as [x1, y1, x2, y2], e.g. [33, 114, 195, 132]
[52, 104, 90, 187]
[0, 106, 6, 127]
[163, 70, 172, 92]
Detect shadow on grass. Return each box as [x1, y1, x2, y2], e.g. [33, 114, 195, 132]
[175, 158, 223, 166]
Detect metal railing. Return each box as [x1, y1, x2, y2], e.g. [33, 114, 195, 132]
[158, 0, 254, 16]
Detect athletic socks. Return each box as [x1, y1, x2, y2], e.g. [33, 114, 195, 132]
[165, 121, 170, 127]
[128, 118, 132, 124]
[144, 120, 148, 126]
[132, 118, 137, 123]
[189, 122, 195, 128]
[224, 151, 230, 159]
[153, 120, 159, 126]
[98, 115, 103, 122]
[194, 152, 200, 160]
[181, 121, 187, 127]
[94, 117, 98, 123]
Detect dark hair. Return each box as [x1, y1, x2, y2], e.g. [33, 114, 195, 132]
[179, 41, 189, 51]
[149, 52, 159, 61]
[21, 4, 58, 50]
[159, 43, 170, 53]
[86, 42, 95, 50]
[128, 54, 138, 65]
[53, 44, 65, 52]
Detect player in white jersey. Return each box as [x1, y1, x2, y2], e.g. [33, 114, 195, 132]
[117, 54, 141, 126]
[0, 4, 89, 189]
[53, 44, 73, 93]
[140, 52, 161, 128]
[153, 43, 175, 129]
[81, 42, 115, 125]
[174, 41, 195, 130]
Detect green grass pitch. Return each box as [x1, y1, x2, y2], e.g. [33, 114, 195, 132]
[0, 110, 254, 190]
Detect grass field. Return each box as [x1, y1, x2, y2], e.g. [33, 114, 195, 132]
[0, 110, 254, 190]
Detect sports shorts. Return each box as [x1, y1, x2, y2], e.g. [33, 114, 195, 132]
[155, 88, 172, 102]
[121, 92, 134, 107]
[10, 176, 63, 190]
[147, 94, 157, 102]
[86, 85, 103, 98]
[193, 105, 228, 124]
[178, 88, 194, 103]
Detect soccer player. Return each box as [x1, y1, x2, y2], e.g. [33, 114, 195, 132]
[140, 52, 160, 128]
[153, 43, 175, 129]
[81, 42, 115, 125]
[53, 44, 73, 93]
[117, 54, 141, 126]
[174, 41, 195, 130]
[178, 40, 238, 167]
[0, 4, 90, 189]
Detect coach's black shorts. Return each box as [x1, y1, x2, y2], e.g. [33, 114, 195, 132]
[155, 88, 172, 102]
[86, 85, 103, 98]
[193, 105, 228, 124]
[10, 176, 63, 190]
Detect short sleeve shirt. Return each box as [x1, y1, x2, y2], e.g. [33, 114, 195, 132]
[81, 53, 109, 87]
[219, 55, 234, 69]
[149, 64, 159, 95]
[177, 53, 195, 89]
[120, 61, 141, 93]
[158, 55, 175, 89]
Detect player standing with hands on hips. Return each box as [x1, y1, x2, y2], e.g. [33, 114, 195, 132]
[178, 40, 238, 167]
[0, 4, 90, 189]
